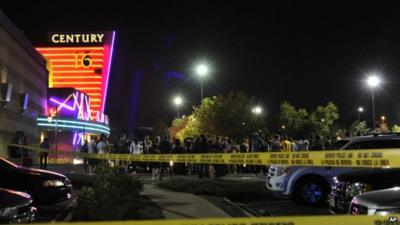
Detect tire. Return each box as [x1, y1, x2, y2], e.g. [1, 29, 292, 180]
[292, 176, 329, 206]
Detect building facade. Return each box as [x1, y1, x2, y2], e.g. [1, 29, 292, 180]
[0, 11, 48, 157]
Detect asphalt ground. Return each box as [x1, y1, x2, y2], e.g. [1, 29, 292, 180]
[33, 191, 77, 223]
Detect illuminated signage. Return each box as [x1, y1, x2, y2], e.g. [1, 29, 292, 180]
[50, 33, 105, 44]
[37, 117, 110, 135]
[48, 88, 91, 121]
[36, 31, 115, 121]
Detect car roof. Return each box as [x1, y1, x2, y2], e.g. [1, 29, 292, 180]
[341, 134, 400, 142]
[354, 187, 400, 209]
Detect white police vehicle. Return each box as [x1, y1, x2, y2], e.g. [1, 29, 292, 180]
[266, 134, 400, 206]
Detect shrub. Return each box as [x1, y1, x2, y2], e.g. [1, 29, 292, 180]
[158, 178, 272, 198]
[73, 164, 146, 221]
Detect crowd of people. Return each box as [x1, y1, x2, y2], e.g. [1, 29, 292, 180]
[75, 131, 340, 181]
[7, 130, 341, 180]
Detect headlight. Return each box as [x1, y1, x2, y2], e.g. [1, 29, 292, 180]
[0, 207, 18, 217]
[346, 182, 371, 197]
[367, 209, 376, 215]
[332, 177, 339, 190]
[276, 167, 289, 176]
[43, 180, 65, 187]
[374, 209, 400, 216]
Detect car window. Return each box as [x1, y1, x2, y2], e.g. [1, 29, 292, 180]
[328, 140, 350, 150]
[346, 140, 400, 149]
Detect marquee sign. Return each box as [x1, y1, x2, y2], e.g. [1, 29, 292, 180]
[36, 31, 115, 121]
[49, 33, 105, 44]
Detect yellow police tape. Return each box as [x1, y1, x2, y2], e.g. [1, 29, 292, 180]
[34, 215, 400, 225]
[8, 144, 400, 168]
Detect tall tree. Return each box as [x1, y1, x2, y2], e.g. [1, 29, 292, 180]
[279, 101, 339, 138]
[278, 101, 308, 138]
[193, 92, 266, 139]
[349, 121, 369, 136]
[309, 102, 339, 137]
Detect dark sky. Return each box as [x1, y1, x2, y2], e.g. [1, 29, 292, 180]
[3, 0, 400, 130]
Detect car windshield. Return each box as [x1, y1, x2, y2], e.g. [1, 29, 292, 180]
[328, 140, 350, 150]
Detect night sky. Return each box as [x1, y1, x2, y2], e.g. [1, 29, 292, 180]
[3, 0, 400, 130]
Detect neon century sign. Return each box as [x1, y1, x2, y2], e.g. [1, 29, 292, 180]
[50, 33, 105, 44]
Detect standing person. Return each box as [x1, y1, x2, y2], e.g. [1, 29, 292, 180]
[196, 135, 210, 179]
[251, 134, 267, 174]
[310, 135, 324, 151]
[183, 137, 193, 175]
[39, 138, 50, 169]
[159, 136, 172, 180]
[239, 138, 249, 173]
[240, 138, 249, 153]
[296, 135, 310, 151]
[143, 135, 153, 154]
[251, 132, 267, 152]
[96, 134, 108, 165]
[8, 132, 22, 165]
[324, 136, 333, 149]
[87, 137, 96, 173]
[213, 137, 226, 177]
[270, 135, 282, 152]
[150, 136, 161, 182]
[290, 137, 298, 152]
[129, 138, 142, 154]
[81, 140, 89, 173]
[21, 136, 32, 168]
[170, 139, 185, 176]
[129, 138, 142, 173]
[282, 136, 292, 152]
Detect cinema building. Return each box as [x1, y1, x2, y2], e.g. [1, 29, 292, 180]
[0, 10, 114, 159]
[36, 31, 114, 154]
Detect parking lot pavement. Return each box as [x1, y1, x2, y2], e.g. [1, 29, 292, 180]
[34, 191, 77, 223]
[235, 200, 330, 216]
[229, 192, 330, 217]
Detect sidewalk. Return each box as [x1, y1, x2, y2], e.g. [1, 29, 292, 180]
[142, 184, 231, 219]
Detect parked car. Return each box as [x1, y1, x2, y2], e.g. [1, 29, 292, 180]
[329, 168, 400, 214]
[0, 188, 36, 223]
[0, 157, 72, 204]
[349, 187, 400, 215]
[266, 134, 400, 206]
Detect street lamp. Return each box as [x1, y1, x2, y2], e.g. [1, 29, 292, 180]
[195, 64, 208, 101]
[357, 107, 364, 121]
[173, 96, 183, 118]
[381, 115, 386, 122]
[366, 75, 382, 129]
[251, 106, 263, 115]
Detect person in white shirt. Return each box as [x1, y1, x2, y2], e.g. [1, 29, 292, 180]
[96, 138, 107, 154]
[96, 134, 108, 167]
[129, 139, 142, 154]
[129, 138, 142, 173]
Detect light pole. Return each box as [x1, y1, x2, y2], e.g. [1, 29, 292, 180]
[366, 75, 381, 129]
[47, 114, 58, 164]
[357, 107, 364, 121]
[196, 64, 208, 102]
[173, 96, 183, 118]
